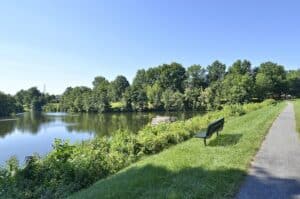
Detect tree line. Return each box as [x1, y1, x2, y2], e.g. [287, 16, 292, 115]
[0, 87, 57, 117]
[59, 60, 300, 113]
[0, 59, 299, 116]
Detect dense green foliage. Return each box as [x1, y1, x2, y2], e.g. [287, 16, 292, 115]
[71, 102, 284, 199]
[0, 92, 22, 117]
[1, 60, 298, 115]
[287, 70, 300, 97]
[15, 87, 57, 112]
[58, 60, 300, 113]
[0, 87, 58, 116]
[0, 100, 277, 198]
[42, 103, 61, 112]
[294, 100, 300, 133]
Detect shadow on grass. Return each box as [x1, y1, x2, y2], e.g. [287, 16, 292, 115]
[208, 134, 243, 146]
[73, 164, 246, 199]
[72, 163, 300, 199]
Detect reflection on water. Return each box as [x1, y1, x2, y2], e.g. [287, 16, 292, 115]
[0, 112, 53, 137]
[0, 111, 200, 165]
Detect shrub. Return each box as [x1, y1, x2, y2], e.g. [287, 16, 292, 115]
[223, 104, 246, 116]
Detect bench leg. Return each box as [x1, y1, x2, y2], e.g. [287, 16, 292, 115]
[204, 138, 206, 146]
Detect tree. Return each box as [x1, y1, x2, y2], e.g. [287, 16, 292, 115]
[60, 87, 75, 112]
[110, 75, 130, 101]
[60, 87, 92, 112]
[27, 87, 42, 99]
[131, 88, 148, 111]
[157, 62, 186, 92]
[92, 77, 111, 112]
[15, 87, 46, 111]
[82, 91, 93, 112]
[92, 88, 110, 113]
[185, 64, 207, 89]
[0, 92, 19, 116]
[222, 73, 254, 104]
[162, 89, 184, 111]
[184, 88, 204, 110]
[15, 89, 27, 105]
[93, 76, 108, 89]
[201, 81, 223, 110]
[172, 92, 185, 111]
[255, 62, 287, 99]
[31, 98, 43, 112]
[121, 88, 133, 111]
[132, 69, 147, 89]
[145, 67, 161, 86]
[162, 89, 173, 111]
[207, 61, 226, 83]
[228, 59, 251, 75]
[286, 69, 300, 97]
[146, 83, 163, 110]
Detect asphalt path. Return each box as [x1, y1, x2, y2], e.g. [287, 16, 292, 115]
[236, 102, 300, 199]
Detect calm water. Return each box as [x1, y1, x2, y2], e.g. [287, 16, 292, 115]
[0, 111, 199, 165]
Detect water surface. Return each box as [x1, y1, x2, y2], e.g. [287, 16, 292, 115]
[0, 111, 199, 165]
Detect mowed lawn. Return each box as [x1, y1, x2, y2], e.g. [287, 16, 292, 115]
[70, 103, 285, 199]
[294, 99, 300, 133]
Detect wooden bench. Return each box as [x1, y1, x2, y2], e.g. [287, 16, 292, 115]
[194, 118, 225, 146]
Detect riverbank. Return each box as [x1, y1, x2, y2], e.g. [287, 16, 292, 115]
[0, 100, 281, 198]
[294, 99, 300, 133]
[70, 102, 285, 199]
[0, 111, 198, 166]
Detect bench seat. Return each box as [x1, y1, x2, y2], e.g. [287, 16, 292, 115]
[194, 132, 207, 138]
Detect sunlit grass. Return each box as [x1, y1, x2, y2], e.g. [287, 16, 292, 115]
[294, 99, 300, 133]
[70, 103, 285, 199]
[110, 101, 124, 109]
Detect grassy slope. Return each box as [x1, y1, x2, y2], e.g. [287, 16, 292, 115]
[294, 100, 300, 133]
[70, 103, 285, 199]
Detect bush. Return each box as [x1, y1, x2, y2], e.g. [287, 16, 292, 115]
[222, 104, 245, 116]
[0, 100, 276, 198]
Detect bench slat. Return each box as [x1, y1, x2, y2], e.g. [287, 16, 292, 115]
[195, 132, 207, 138]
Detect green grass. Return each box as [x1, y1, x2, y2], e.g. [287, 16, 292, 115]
[294, 99, 300, 133]
[110, 101, 124, 109]
[70, 103, 285, 199]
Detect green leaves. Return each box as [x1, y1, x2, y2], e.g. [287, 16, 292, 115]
[207, 60, 226, 83]
[55, 60, 299, 114]
[0, 92, 19, 117]
[255, 62, 287, 99]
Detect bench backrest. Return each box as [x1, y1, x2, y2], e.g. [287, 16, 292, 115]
[206, 118, 224, 138]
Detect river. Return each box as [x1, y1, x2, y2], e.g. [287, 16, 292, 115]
[0, 111, 199, 165]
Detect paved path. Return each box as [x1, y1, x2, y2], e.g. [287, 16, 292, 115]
[236, 102, 300, 199]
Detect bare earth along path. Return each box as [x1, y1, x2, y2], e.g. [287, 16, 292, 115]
[236, 102, 300, 199]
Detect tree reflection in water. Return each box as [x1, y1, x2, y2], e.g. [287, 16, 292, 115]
[0, 111, 200, 138]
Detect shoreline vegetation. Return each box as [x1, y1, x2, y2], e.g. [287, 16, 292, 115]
[0, 100, 280, 198]
[294, 100, 300, 133]
[57, 61, 299, 114]
[70, 102, 285, 199]
[0, 60, 299, 117]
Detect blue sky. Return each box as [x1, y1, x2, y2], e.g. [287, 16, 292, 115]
[0, 0, 300, 94]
